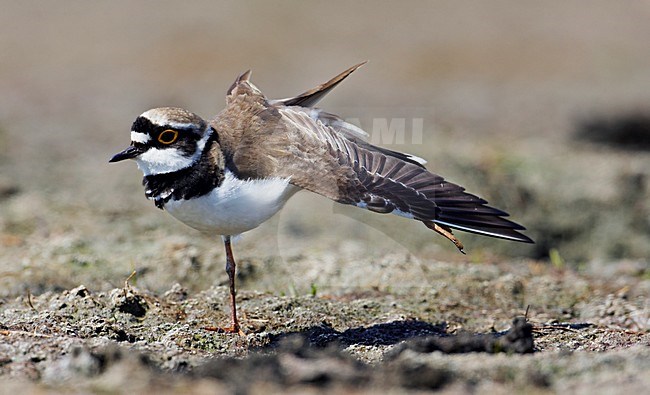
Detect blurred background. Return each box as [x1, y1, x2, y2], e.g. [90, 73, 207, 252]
[1, 1, 649, 297]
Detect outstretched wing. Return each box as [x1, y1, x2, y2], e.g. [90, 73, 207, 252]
[223, 64, 532, 245]
[233, 106, 532, 244]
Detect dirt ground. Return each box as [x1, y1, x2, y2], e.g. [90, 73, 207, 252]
[1, 1, 649, 394]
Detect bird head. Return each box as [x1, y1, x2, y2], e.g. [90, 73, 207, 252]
[109, 107, 213, 176]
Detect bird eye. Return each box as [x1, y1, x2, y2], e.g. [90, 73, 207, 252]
[158, 129, 179, 144]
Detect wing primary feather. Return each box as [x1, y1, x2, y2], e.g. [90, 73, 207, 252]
[272, 62, 367, 107]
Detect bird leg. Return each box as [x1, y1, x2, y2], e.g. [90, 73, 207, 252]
[424, 222, 466, 254]
[204, 235, 245, 335]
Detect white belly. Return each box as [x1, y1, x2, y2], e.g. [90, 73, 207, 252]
[163, 171, 299, 235]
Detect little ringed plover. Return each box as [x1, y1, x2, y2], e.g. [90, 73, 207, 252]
[110, 62, 533, 335]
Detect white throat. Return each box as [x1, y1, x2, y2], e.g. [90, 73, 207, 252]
[134, 129, 212, 176]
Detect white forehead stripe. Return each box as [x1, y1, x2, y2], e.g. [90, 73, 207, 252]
[131, 131, 150, 144]
[141, 109, 193, 129]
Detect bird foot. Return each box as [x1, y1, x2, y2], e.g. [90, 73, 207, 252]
[203, 324, 246, 336]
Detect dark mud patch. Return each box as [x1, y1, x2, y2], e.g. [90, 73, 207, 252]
[387, 317, 534, 356]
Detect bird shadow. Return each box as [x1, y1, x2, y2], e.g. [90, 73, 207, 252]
[257, 317, 535, 356]
[261, 320, 448, 350]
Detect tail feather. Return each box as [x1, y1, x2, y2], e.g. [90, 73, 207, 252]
[430, 189, 532, 243]
[437, 212, 526, 230]
[438, 204, 509, 216]
[433, 219, 533, 243]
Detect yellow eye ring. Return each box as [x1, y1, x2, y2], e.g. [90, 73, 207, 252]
[158, 129, 178, 144]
